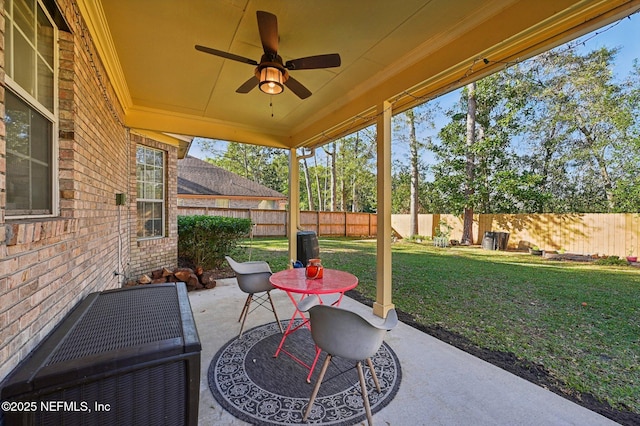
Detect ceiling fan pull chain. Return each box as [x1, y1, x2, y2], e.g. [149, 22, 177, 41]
[270, 97, 274, 118]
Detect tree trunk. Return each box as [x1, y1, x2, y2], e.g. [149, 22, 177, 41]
[323, 143, 338, 211]
[462, 82, 477, 244]
[579, 125, 615, 211]
[339, 143, 346, 211]
[539, 127, 557, 213]
[407, 110, 420, 237]
[351, 175, 357, 212]
[313, 155, 323, 211]
[351, 133, 360, 212]
[340, 176, 346, 211]
[302, 157, 315, 210]
[323, 155, 330, 210]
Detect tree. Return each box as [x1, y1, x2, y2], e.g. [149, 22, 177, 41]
[261, 151, 290, 195]
[322, 143, 338, 211]
[393, 105, 436, 237]
[335, 129, 376, 213]
[301, 154, 315, 210]
[431, 75, 522, 217]
[462, 82, 477, 244]
[613, 61, 640, 211]
[312, 154, 324, 211]
[200, 139, 289, 194]
[514, 47, 638, 212]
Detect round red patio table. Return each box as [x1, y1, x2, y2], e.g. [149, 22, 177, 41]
[270, 267, 358, 382]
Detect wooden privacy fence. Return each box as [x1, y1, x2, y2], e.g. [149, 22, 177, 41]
[300, 211, 377, 237]
[392, 213, 640, 259]
[177, 207, 377, 237]
[178, 207, 639, 258]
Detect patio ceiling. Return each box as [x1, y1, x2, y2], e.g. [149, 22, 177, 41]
[78, 0, 638, 152]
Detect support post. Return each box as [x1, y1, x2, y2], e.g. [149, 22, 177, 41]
[374, 101, 395, 317]
[288, 148, 300, 268]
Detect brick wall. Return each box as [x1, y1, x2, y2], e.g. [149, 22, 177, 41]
[128, 132, 178, 279]
[0, 0, 178, 382]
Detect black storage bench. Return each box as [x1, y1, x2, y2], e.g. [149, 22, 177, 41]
[1, 283, 201, 426]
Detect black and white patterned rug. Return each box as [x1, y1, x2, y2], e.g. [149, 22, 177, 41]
[208, 320, 401, 425]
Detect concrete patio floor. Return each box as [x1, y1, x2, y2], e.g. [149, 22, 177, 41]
[189, 279, 619, 426]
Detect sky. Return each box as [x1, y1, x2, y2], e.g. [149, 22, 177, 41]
[188, 11, 639, 164]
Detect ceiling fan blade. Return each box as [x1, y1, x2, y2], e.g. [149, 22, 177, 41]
[285, 54, 341, 70]
[284, 76, 312, 99]
[195, 45, 258, 66]
[257, 11, 278, 55]
[236, 76, 259, 93]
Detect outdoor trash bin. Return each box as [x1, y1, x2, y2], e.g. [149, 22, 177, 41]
[482, 231, 510, 250]
[0, 283, 201, 426]
[297, 231, 319, 266]
[495, 232, 510, 250]
[482, 231, 497, 250]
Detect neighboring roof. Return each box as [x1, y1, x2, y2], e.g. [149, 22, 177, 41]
[177, 156, 286, 199]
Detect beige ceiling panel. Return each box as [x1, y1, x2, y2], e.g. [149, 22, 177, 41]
[85, 0, 638, 149]
[102, 0, 244, 111]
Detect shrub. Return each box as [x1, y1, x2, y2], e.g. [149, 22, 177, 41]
[594, 256, 628, 266]
[178, 215, 252, 269]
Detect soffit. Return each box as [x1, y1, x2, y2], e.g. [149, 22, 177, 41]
[78, 0, 639, 150]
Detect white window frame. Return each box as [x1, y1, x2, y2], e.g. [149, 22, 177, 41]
[4, 0, 59, 219]
[136, 146, 166, 239]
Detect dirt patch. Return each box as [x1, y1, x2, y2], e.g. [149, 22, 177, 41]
[197, 265, 235, 281]
[543, 252, 594, 262]
[345, 289, 640, 426]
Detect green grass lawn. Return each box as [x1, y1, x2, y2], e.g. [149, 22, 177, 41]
[234, 237, 640, 414]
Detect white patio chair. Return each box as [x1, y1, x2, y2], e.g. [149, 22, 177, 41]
[298, 298, 398, 425]
[225, 256, 284, 338]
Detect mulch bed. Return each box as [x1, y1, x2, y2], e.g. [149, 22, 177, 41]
[543, 252, 594, 261]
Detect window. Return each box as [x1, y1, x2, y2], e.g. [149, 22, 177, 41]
[214, 199, 230, 208]
[137, 146, 165, 238]
[258, 200, 277, 209]
[6, 91, 53, 215]
[4, 0, 57, 217]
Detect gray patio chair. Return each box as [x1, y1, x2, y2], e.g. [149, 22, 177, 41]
[298, 298, 398, 425]
[225, 256, 284, 338]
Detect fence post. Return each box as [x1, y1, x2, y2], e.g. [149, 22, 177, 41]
[344, 211, 347, 237]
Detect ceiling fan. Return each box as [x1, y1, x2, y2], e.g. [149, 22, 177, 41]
[195, 10, 341, 99]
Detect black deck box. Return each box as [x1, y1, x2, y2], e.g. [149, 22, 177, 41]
[1, 283, 201, 426]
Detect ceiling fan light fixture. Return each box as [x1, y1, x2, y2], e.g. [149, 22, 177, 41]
[196, 11, 340, 99]
[259, 66, 284, 95]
